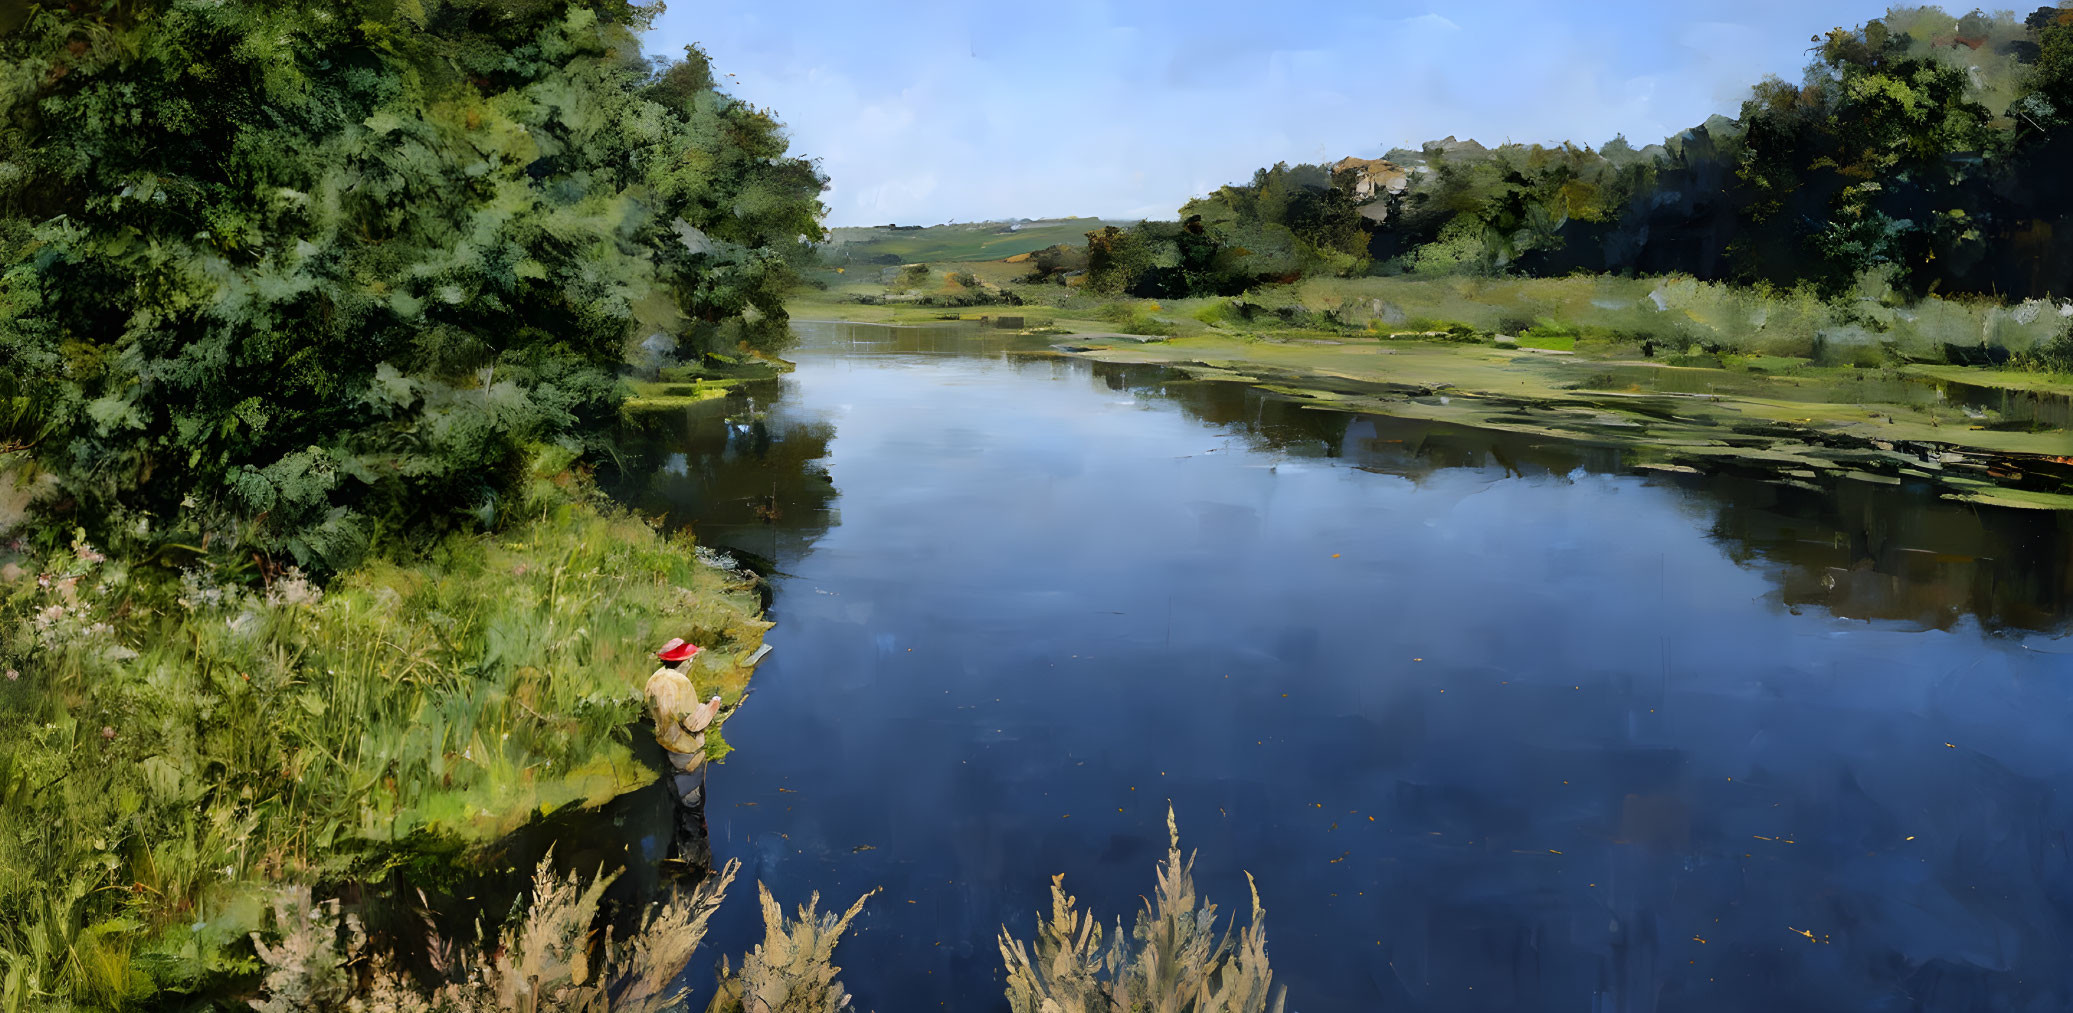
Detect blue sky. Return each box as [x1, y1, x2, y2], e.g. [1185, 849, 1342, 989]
[644, 1, 1912, 227]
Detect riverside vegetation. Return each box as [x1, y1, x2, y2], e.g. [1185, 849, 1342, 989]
[0, 2, 1288, 1011]
[0, 0, 788, 1007]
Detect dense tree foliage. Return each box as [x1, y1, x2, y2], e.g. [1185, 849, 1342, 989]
[1072, 5, 2073, 306]
[0, 0, 824, 574]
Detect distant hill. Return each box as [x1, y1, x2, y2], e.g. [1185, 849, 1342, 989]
[818, 218, 1136, 265]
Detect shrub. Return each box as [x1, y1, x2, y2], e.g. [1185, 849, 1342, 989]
[1099, 302, 1176, 337]
[2017, 323, 2073, 374]
[0, 2, 825, 574]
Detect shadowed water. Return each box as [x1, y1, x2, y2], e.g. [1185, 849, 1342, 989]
[606, 321, 2073, 1013]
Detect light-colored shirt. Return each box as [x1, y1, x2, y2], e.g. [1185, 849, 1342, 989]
[644, 666, 721, 768]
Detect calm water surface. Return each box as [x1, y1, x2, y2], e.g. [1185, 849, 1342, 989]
[607, 321, 2073, 1013]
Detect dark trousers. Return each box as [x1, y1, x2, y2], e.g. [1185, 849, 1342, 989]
[669, 768, 712, 873]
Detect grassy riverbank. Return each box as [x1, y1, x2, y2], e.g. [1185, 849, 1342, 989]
[622, 356, 798, 416]
[0, 450, 767, 1008]
[790, 264, 2073, 508]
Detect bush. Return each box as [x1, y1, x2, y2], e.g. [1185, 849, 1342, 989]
[2017, 323, 2073, 374]
[1099, 302, 1177, 337]
[0, 2, 825, 575]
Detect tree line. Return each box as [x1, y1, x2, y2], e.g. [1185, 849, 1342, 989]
[1049, 6, 2073, 305]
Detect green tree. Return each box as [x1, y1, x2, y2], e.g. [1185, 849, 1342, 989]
[0, 0, 824, 574]
[1181, 162, 1370, 280]
[1083, 224, 1152, 296]
[1731, 19, 1996, 291]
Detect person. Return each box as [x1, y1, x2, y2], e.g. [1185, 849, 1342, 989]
[646, 638, 724, 873]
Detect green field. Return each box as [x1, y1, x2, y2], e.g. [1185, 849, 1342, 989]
[818, 218, 1132, 266]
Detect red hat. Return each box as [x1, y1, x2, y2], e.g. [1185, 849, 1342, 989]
[656, 638, 702, 663]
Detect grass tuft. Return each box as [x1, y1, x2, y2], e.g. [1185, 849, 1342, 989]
[706, 885, 877, 1013]
[247, 853, 740, 1013]
[999, 807, 1284, 1013]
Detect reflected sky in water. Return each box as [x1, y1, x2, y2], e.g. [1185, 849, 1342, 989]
[608, 322, 2073, 1013]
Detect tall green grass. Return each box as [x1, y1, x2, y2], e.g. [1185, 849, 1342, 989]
[0, 452, 768, 1009]
[1197, 274, 2071, 365]
[802, 258, 2073, 373]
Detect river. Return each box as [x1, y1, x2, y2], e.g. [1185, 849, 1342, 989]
[606, 320, 2073, 1013]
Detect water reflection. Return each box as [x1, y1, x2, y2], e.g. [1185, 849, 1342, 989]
[1078, 356, 2073, 633]
[605, 387, 842, 570]
[610, 321, 2073, 1013]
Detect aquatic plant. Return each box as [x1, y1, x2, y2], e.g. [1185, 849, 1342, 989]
[705, 885, 876, 1013]
[998, 808, 1284, 1013]
[247, 854, 739, 1013]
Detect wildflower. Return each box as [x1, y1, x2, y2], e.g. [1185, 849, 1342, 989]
[100, 726, 115, 740]
[4, 669, 16, 681]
